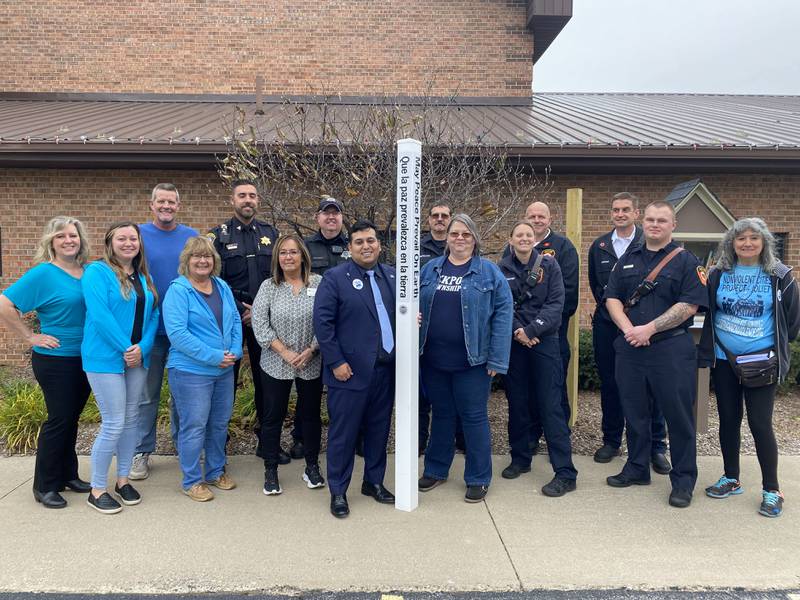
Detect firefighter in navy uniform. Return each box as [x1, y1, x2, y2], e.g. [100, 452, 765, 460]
[523, 202, 579, 453]
[603, 200, 707, 509]
[588, 192, 669, 474]
[498, 219, 578, 497]
[209, 179, 279, 459]
[305, 197, 350, 276]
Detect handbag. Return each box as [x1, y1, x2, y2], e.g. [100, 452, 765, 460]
[716, 338, 778, 388]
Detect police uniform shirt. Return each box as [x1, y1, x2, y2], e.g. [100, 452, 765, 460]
[304, 231, 349, 275]
[209, 216, 278, 305]
[420, 233, 446, 267]
[603, 241, 707, 331]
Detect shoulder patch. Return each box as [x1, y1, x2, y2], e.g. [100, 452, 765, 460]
[541, 248, 556, 257]
[696, 265, 708, 286]
[206, 231, 216, 240]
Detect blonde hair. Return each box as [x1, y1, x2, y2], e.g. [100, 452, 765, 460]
[271, 234, 311, 286]
[102, 221, 158, 302]
[178, 236, 221, 278]
[34, 216, 90, 265]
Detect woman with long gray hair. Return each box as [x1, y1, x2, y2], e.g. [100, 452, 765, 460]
[0, 217, 92, 509]
[698, 217, 799, 518]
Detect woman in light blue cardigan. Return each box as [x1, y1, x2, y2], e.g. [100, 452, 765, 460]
[82, 221, 159, 514]
[163, 236, 242, 502]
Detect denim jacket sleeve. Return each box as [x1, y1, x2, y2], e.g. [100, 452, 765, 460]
[486, 260, 513, 374]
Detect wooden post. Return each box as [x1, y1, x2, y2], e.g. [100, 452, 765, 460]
[565, 188, 583, 428]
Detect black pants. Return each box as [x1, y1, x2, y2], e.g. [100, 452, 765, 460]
[593, 315, 667, 452]
[530, 316, 572, 444]
[260, 371, 323, 468]
[712, 360, 779, 491]
[504, 337, 577, 480]
[31, 352, 91, 493]
[234, 324, 266, 441]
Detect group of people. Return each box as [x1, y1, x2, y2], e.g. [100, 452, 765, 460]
[0, 180, 796, 520]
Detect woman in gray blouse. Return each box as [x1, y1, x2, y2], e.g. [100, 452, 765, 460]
[252, 233, 324, 496]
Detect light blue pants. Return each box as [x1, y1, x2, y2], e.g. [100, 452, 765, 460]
[169, 368, 234, 489]
[87, 367, 148, 489]
[134, 335, 179, 454]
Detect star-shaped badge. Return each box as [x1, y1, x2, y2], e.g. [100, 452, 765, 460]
[260, 236, 271, 245]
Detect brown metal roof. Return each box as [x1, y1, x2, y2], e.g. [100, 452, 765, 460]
[1, 93, 799, 171]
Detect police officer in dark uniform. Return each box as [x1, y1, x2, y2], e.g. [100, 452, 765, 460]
[209, 179, 280, 459]
[604, 200, 707, 508]
[499, 219, 578, 497]
[305, 197, 350, 275]
[588, 192, 669, 473]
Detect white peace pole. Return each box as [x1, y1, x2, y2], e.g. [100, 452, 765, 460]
[394, 138, 421, 512]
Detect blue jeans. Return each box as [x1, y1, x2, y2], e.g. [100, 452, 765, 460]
[423, 363, 492, 486]
[169, 368, 234, 489]
[87, 367, 148, 489]
[134, 335, 179, 454]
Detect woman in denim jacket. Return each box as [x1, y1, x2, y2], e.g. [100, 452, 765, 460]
[417, 213, 513, 503]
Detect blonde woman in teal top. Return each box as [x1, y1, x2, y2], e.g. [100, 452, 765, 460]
[0, 216, 92, 509]
[82, 221, 159, 514]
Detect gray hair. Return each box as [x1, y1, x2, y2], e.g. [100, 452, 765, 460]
[715, 217, 780, 273]
[445, 213, 481, 257]
[34, 216, 91, 265]
[151, 182, 180, 203]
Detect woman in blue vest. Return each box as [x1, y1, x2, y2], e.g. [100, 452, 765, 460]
[82, 221, 159, 514]
[163, 236, 242, 502]
[0, 217, 92, 509]
[498, 219, 578, 497]
[698, 217, 800, 518]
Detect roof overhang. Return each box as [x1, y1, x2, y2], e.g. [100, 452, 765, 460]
[528, 0, 572, 64]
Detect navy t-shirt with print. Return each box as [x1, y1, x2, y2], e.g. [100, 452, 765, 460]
[424, 259, 471, 371]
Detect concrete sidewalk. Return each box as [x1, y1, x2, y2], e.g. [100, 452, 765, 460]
[0, 454, 798, 594]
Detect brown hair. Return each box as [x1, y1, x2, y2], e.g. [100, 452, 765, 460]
[271, 234, 312, 286]
[102, 221, 158, 302]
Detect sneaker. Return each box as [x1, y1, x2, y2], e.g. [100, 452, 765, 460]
[465, 485, 488, 503]
[87, 491, 122, 514]
[501, 463, 531, 479]
[290, 440, 305, 460]
[418, 475, 446, 492]
[541, 476, 577, 497]
[759, 490, 784, 518]
[263, 467, 282, 495]
[114, 483, 141, 506]
[303, 464, 326, 489]
[129, 453, 150, 480]
[705, 475, 743, 499]
[184, 483, 214, 502]
[207, 473, 236, 490]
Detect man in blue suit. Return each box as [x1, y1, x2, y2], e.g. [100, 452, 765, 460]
[313, 219, 397, 518]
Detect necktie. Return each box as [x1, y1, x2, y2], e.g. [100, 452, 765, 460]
[365, 270, 394, 353]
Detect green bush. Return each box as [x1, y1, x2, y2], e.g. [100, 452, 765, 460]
[578, 328, 601, 391]
[778, 338, 800, 394]
[0, 380, 47, 453]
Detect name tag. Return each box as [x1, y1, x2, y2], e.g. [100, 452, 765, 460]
[601, 260, 610, 264]
[306, 288, 316, 297]
[623, 264, 635, 269]
[226, 243, 238, 250]
[505, 277, 516, 281]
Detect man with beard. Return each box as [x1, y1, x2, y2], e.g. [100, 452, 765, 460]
[209, 179, 281, 461]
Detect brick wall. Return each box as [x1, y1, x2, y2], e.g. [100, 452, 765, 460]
[1, 0, 533, 97]
[1, 168, 798, 365]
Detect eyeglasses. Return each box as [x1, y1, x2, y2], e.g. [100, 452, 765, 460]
[430, 212, 450, 220]
[279, 250, 300, 257]
[448, 231, 473, 240]
[190, 254, 213, 260]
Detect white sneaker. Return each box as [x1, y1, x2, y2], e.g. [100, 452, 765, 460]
[129, 453, 150, 480]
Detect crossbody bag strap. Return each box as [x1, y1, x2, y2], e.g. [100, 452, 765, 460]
[645, 247, 683, 282]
